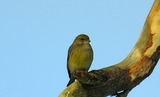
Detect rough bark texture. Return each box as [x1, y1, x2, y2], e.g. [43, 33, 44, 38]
[59, 0, 160, 97]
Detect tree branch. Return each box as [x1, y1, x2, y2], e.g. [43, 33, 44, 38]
[59, 0, 160, 97]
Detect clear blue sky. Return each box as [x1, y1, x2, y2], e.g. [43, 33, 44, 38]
[1, 0, 159, 97]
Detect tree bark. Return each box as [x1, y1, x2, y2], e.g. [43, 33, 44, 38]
[59, 0, 160, 97]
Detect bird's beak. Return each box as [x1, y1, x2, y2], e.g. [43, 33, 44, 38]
[84, 40, 90, 43]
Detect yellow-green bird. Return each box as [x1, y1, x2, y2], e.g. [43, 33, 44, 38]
[67, 34, 93, 87]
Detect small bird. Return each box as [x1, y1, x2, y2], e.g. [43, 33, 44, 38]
[67, 34, 93, 87]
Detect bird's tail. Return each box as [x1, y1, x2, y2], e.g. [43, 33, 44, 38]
[67, 77, 75, 87]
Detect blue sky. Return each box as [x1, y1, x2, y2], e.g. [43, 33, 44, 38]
[1, 0, 159, 97]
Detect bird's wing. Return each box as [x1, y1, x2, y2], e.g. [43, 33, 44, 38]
[67, 45, 72, 78]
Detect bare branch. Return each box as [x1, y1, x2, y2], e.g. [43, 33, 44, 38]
[59, 0, 160, 97]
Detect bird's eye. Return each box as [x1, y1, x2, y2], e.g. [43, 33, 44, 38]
[80, 38, 85, 41]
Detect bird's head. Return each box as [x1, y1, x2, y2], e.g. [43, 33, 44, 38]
[73, 34, 91, 45]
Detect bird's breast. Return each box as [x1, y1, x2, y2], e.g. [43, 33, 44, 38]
[69, 45, 93, 71]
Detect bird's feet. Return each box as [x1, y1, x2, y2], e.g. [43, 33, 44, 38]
[73, 70, 88, 78]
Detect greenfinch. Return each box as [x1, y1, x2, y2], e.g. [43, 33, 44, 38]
[67, 34, 93, 86]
